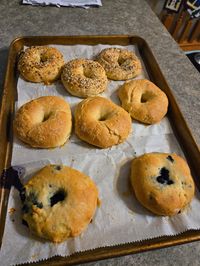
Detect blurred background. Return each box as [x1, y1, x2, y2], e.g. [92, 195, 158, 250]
[146, 0, 200, 72]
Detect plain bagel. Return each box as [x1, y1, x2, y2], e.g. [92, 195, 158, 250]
[75, 96, 132, 148]
[14, 96, 72, 148]
[18, 46, 65, 84]
[118, 79, 168, 124]
[97, 47, 142, 80]
[61, 58, 108, 98]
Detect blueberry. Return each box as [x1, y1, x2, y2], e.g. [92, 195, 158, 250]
[156, 176, 166, 184]
[167, 155, 174, 163]
[19, 187, 26, 202]
[167, 180, 174, 185]
[28, 191, 37, 204]
[28, 193, 43, 208]
[160, 167, 169, 178]
[22, 204, 29, 213]
[22, 219, 29, 227]
[36, 202, 43, 209]
[21, 190, 43, 213]
[156, 167, 174, 185]
[54, 165, 62, 171]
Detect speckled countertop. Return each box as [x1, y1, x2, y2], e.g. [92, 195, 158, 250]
[0, 0, 200, 265]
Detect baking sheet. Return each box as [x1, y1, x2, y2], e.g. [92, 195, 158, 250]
[1, 44, 200, 266]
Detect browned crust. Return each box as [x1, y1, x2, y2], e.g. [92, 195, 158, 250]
[75, 96, 132, 148]
[22, 165, 98, 242]
[18, 46, 65, 84]
[14, 96, 72, 148]
[131, 153, 195, 216]
[118, 79, 169, 124]
[61, 59, 108, 98]
[97, 47, 142, 80]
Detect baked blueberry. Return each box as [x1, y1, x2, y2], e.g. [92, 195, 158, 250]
[167, 155, 174, 163]
[19, 187, 26, 202]
[20, 164, 98, 242]
[54, 165, 62, 171]
[131, 153, 195, 216]
[156, 167, 174, 185]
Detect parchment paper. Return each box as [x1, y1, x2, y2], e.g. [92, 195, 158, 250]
[1, 44, 200, 266]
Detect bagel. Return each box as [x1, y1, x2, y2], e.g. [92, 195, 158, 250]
[97, 47, 141, 80]
[20, 164, 98, 242]
[18, 46, 65, 84]
[75, 96, 132, 148]
[118, 79, 168, 124]
[61, 59, 108, 98]
[14, 96, 72, 148]
[131, 153, 195, 216]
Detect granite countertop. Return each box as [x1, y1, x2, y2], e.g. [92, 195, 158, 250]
[0, 0, 200, 265]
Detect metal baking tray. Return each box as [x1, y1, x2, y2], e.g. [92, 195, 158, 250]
[0, 35, 200, 265]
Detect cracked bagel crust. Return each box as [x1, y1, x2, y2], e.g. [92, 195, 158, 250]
[18, 46, 65, 84]
[21, 164, 98, 243]
[75, 96, 132, 148]
[131, 153, 195, 216]
[118, 79, 168, 124]
[14, 96, 72, 148]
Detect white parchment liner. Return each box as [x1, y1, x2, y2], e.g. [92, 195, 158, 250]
[1, 44, 200, 266]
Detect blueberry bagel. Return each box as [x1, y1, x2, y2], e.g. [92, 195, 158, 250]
[20, 165, 98, 243]
[131, 153, 195, 216]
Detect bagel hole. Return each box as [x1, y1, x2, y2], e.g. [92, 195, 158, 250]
[40, 52, 49, 63]
[141, 93, 149, 103]
[42, 112, 51, 122]
[83, 68, 93, 79]
[98, 111, 114, 122]
[98, 115, 108, 122]
[118, 58, 126, 66]
[50, 189, 66, 207]
[140, 91, 155, 103]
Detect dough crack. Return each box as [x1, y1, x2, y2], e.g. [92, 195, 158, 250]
[103, 122, 121, 143]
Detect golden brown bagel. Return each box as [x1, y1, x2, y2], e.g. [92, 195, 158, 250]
[118, 79, 168, 124]
[14, 96, 72, 148]
[75, 96, 132, 148]
[97, 47, 141, 80]
[131, 153, 195, 216]
[21, 164, 98, 242]
[18, 46, 65, 84]
[61, 58, 107, 98]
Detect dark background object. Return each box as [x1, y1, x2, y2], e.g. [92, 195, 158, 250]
[186, 51, 200, 72]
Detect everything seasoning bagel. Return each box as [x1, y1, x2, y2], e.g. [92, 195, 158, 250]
[97, 47, 142, 80]
[61, 58, 108, 98]
[18, 46, 65, 84]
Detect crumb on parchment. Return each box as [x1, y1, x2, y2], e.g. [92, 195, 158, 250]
[9, 208, 16, 214]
